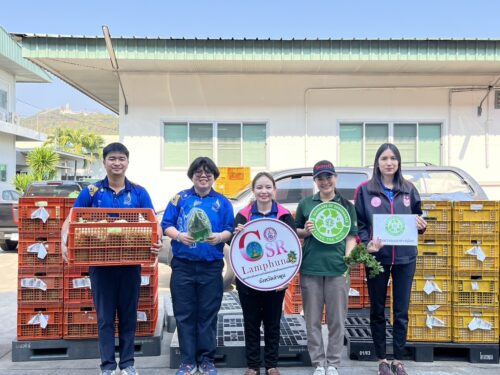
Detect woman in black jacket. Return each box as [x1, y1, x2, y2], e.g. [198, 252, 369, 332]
[232, 172, 296, 375]
[354, 143, 427, 375]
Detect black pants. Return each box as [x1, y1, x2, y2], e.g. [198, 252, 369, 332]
[236, 279, 285, 371]
[366, 261, 416, 360]
[89, 265, 141, 371]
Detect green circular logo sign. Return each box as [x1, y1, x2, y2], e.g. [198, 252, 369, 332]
[309, 202, 351, 244]
[385, 216, 405, 236]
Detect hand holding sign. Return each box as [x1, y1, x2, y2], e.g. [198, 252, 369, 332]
[230, 218, 301, 291]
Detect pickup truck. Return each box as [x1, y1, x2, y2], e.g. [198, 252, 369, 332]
[0, 182, 20, 251]
[159, 164, 488, 290]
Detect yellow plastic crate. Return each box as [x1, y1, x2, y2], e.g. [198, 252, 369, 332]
[421, 201, 452, 235]
[407, 305, 452, 342]
[453, 235, 499, 274]
[215, 167, 251, 197]
[411, 275, 451, 305]
[453, 274, 499, 306]
[452, 201, 499, 235]
[416, 237, 452, 271]
[452, 307, 499, 343]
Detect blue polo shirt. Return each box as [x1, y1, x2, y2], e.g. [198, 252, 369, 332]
[161, 187, 234, 261]
[74, 177, 154, 209]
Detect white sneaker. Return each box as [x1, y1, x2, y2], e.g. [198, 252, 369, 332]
[326, 367, 339, 375]
[313, 367, 326, 375]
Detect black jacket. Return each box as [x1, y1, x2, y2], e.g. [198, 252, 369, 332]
[354, 180, 424, 265]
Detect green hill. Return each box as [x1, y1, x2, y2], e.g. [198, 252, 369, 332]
[21, 108, 118, 135]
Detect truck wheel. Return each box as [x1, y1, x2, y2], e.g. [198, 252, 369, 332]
[0, 240, 17, 251]
[159, 238, 235, 290]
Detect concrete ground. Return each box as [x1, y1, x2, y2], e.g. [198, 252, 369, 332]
[1, 249, 499, 375]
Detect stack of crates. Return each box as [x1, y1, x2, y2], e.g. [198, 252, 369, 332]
[215, 167, 251, 197]
[17, 197, 74, 340]
[284, 274, 302, 315]
[407, 200, 453, 342]
[283, 265, 367, 321]
[63, 262, 159, 339]
[451, 201, 499, 343]
[64, 207, 159, 338]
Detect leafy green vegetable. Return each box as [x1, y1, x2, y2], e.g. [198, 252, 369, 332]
[187, 208, 212, 242]
[344, 243, 384, 279]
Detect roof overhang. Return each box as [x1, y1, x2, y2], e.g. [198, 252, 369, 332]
[15, 35, 500, 113]
[0, 119, 46, 141]
[17, 147, 87, 160]
[0, 27, 50, 82]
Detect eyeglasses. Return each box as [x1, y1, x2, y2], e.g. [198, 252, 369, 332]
[194, 170, 213, 177]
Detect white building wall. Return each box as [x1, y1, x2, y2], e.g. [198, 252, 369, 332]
[0, 132, 16, 183]
[119, 73, 500, 209]
[0, 69, 16, 184]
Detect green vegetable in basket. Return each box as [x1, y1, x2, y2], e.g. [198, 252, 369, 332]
[344, 242, 384, 279]
[187, 207, 212, 242]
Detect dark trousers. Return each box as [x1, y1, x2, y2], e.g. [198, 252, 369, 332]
[236, 280, 285, 371]
[89, 265, 141, 371]
[170, 257, 224, 366]
[366, 261, 416, 360]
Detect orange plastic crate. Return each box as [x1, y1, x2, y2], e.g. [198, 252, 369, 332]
[140, 271, 158, 300]
[18, 269, 63, 305]
[348, 282, 365, 309]
[349, 264, 366, 283]
[18, 240, 63, 268]
[284, 298, 303, 314]
[285, 289, 302, 304]
[63, 266, 92, 304]
[18, 197, 67, 220]
[63, 305, 98, 339]
[17, 305, 63, 340]
[18, 218, 64, 239]
[135, 303, 159, 336]
[67, 208, 158, 266]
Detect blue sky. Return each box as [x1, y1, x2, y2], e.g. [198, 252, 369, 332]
[2, 0, 500, 116]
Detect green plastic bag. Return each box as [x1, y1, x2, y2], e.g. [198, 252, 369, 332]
[187, 208, 212, 242]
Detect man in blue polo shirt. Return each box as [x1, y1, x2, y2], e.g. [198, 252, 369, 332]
[63, 142, 160, 375]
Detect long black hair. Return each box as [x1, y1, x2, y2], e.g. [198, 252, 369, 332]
[367, 143, 411, 194]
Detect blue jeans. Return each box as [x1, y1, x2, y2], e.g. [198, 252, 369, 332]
[89, 265, 141, 371]
[170, 257, 224, 365]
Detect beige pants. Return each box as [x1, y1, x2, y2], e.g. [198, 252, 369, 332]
[300, 274, 349, 368]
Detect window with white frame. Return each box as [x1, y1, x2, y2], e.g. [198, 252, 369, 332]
[163, 122, 266, 168]
[339, 122, 441, 166]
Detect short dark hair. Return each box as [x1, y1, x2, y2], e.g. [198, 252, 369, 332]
[103, 142, 129, 159]
[252, 172, 276, 189]
[187, 157, 220, 180]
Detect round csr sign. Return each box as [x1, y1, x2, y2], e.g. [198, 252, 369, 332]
[309, 202, 351, 244]
[385, 216, 406, 236]
[230, 218, 302, 291]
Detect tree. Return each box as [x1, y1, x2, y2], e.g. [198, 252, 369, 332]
[26, 147, 60, 180]
[12, 173, 36, 194]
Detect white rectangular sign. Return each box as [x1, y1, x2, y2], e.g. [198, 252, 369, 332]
[372, 214, 418, 246]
